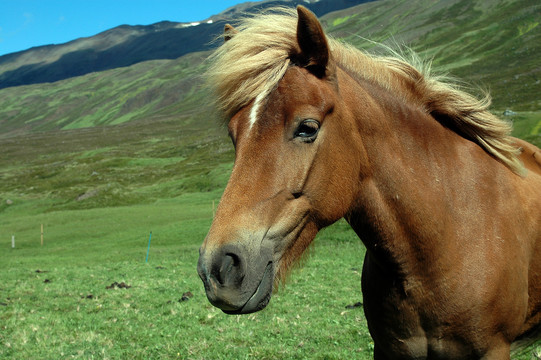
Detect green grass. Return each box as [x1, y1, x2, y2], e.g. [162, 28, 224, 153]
[325, 0, 541, 111]
[0, 193, 372, 359]
[0, 52, 209, 136]
[509, 111, 541, 148]
[332, 15, 356, 27]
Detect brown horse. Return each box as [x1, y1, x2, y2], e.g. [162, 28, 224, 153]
[197, 6, 541, 359]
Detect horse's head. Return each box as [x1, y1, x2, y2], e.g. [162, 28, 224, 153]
[197, 6, 363, 314]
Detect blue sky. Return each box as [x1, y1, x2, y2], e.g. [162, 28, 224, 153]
[0, 0, 246, 56]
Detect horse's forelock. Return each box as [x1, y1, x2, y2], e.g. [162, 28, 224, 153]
[205, 8, 298, 120]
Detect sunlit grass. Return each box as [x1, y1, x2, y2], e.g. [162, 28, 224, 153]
[0, 194, 372, 359]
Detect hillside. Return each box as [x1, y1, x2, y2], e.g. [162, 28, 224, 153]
[0, 21, 221, 89]
[1, 0, 539, 136]
[0, 52, 210, 137]
[0, 0, 540, 214]
[324, 0, 541, 111]
[0, 0, 374, 89]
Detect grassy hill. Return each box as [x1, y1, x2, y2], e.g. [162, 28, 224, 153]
[325, 0, 541, 111]
[0, 51, 209, 136]
[1, 0, 539, 134]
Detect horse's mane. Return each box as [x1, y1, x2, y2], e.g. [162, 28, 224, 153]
[206, 8, 524, 175]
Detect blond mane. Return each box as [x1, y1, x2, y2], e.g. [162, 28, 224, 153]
[206, 7, 524, 174]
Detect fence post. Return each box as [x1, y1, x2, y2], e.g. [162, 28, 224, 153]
[11, 235, 15, 248]
[145, 232, 152, 263]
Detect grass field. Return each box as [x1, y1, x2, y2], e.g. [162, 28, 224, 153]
[0, 191, 375, 359]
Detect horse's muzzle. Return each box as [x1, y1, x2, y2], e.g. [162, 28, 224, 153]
[197, 243, 274, 314]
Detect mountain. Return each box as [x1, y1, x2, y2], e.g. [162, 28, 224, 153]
[0, 0, 539, 214]
[0, 0, 374, 89]
[1, 0, 538, 137]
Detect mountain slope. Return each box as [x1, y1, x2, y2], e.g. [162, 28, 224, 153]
[0, 22, 222, 89]
[324, 0, 540, 110]
[0, 0, 539, 215]
[0, 51, 210, 138]
[0, 0, 538, 138]
[0, 0, 374, 89]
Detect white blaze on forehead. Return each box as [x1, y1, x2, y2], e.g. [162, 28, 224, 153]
[248, 92, 267, 129]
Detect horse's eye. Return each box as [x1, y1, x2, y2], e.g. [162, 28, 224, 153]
[294, 120, 320, 142]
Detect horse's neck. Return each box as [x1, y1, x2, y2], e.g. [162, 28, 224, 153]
[342, 70, 469, 276]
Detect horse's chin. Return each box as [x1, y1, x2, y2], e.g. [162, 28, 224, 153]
[223, 261, 274, 315]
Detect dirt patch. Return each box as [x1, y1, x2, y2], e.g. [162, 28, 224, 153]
[167, 291, 193, 304]
[106, 281, 131, 289]
[76, 188, 99, 201]
[181, 291, 193, 301]
[345, 301, 363, 309]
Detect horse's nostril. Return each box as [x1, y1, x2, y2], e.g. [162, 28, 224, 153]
[219, 254, 235, 283]
[212, 251, 244, 286]
[198, 243, 274, 313]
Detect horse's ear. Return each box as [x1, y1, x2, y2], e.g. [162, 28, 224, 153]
[224, 24, 238, 42]
[296, 6, 330, 77]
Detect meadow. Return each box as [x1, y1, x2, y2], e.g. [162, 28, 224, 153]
[0, 192, 374, 359]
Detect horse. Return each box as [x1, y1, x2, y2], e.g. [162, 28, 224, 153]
[197, 6, 541, 359]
